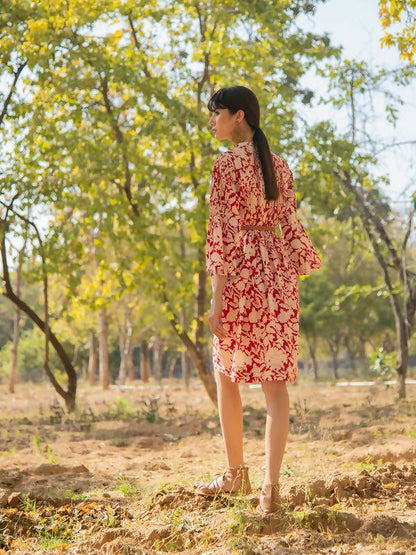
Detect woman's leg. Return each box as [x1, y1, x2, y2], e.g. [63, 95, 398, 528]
[261, 380, 290, 485]
[215, 369, 245, 468]
[195, 370, 249, 495]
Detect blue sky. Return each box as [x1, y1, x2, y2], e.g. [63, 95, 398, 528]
[300, 0, 415, 203]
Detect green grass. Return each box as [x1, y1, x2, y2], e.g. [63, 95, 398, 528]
[405, 426, 416, 438]
[32, 434, 43, 454]
[20, 496, 37, 513]
[117, 475, 142, 497]
[354, 455, 383, 472]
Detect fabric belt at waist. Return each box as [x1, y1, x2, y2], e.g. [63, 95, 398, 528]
[241, 225, 275, 231]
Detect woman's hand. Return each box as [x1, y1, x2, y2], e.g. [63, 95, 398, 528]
[208, 300, 227, 338]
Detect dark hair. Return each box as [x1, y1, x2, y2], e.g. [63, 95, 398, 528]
[208, 86, 278, 201]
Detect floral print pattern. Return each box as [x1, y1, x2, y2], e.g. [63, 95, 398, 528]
[206, 141, 321, 383]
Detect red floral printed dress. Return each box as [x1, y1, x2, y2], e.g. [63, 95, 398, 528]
[206, 141, 321, 383]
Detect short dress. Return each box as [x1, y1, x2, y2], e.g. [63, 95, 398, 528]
[206, 141, 321, 383]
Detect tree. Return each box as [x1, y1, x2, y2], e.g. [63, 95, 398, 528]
[1, 0, 335, 405]
[0, 204, 77, 411]
[379, 0, 416, 63]
[300, 58, 415, 398]
[8, 226, 28, 393]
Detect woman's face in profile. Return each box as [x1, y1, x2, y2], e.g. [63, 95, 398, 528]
[209, 108, 238, 141]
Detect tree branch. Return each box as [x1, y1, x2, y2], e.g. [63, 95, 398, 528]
[127, 15, 152, 78]
[374, 140, 416, 155]
[0, 61, 27, 129]
[335, 170, 402, 273]
[100, 76, 140, 217]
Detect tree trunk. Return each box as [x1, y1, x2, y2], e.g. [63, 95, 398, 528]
[178, 230, 191, 389]
[344, 336, 357, 375]
[168, 352, 179, 378]
[88, 332, 97, 385]
[1, 221, 77, 411]
[327, 337, 340, 380]
[306, 334, 319, 380]
[9, 242, 25, 393]
[126, 345, 135, 381]
[141, 340, 150, 383]
[118, 333, 126, 384]
[9, 306, 21, 394]
[337, 173, 415, 398]
[118, 306, 133, 384]
[152, 339, 162, 383]
[99, 307, 110, 390]
[395, 314, 408, 399]
[162, 260, 217, 404]
[182, 350, 191, 388]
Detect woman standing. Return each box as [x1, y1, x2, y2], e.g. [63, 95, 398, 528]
[195, 86, 321, 513]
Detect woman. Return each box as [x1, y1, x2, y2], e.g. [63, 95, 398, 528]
[195, 86, 321, 513]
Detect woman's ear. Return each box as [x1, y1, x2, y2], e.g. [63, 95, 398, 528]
[235, 109, 245, 124]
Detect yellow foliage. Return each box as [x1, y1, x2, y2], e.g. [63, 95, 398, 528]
[379, 0, 416, 63]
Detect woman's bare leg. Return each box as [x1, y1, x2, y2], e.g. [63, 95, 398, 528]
[215, 370, 245, 468]
[261, 381, 290, 484]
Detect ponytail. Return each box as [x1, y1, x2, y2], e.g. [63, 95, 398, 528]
[208, 86, 279, 201]
[253, 127, 278, 201]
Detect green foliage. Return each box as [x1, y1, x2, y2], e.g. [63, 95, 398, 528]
[0, 328, 65, 383]
[106, 397, 136, 419]
[0, 0, 414, 396]
[370, 348, 397, 381]
[141, 397, 161, 423]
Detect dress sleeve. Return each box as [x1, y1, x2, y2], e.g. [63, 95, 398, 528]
[206, 153, 241, 276]
[279, 161, 322, 276]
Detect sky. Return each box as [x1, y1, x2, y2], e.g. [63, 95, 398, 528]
[299, 0, 416, 204]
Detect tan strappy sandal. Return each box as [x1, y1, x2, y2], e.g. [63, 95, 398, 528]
[259, 483, 280, 513]
[195, 465, 252, 496]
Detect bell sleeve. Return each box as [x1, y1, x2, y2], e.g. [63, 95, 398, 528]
[206, 153, 241, 276]
[279, 161, 322, 276]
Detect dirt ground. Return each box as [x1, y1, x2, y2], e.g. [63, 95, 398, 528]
[0, 379, 415, 555]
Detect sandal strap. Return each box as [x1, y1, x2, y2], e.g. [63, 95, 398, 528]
[195, 466, 251, 496]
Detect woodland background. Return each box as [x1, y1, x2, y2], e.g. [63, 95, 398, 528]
[0, 0, 415, 411]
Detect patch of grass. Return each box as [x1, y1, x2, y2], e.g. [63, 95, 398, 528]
[154, 508, 199, 552]
[405, 426, 416, 438]
[281, 467, 294, 477]
[117, 475, 141, 497]
[293, 398, 310, 419]
[373, 428, 393, 440]
[17, 416, 33, 426]
[106, 397, 136, 419]
[354, 455, 383, 472]
[111, 437, 130, 447]
[141, 397, 161, 423]
[36, 530, 71, 551]
[103, 507, 117, 528]
[229, 498, 254, 551]
[20, 496, 37, 513]
[32, 434, 43, 454]
[47, 446, 58, 464]
[2, 446, 18, 457]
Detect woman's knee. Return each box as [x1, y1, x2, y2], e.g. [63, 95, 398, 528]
[215, 370, 238, 391]
[261, 380, 287, 399]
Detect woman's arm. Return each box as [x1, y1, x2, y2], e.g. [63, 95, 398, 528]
[208, 274, 227, 338]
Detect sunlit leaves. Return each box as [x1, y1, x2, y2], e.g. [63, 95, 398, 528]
[379, 0, 416, 63]
[1, 0, 337, 377]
